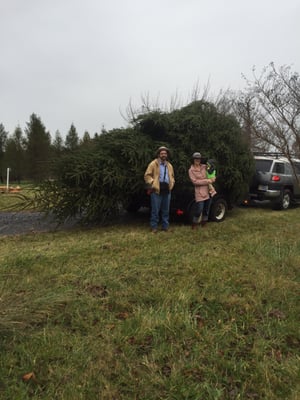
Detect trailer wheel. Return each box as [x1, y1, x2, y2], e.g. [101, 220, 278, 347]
[209, 197, 227, 222]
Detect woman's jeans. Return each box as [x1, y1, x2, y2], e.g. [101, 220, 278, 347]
[150, 192, 171, 230]
[193, 198, 212, 223]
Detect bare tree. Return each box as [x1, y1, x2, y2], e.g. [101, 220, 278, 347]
[230, 91, 270, 152]
[121, 80, 215, 125]
[239, 63, 300, 157]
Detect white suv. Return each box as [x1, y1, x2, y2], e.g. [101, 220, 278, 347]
[245, 153, 300, 210]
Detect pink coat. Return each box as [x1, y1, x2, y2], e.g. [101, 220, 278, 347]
[188, 164, 211, 202]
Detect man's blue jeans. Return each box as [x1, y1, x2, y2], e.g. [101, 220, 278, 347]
[192, 198, 212, 223]
[150, 192, 171, 230]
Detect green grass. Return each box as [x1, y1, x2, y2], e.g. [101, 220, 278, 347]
[0, 182, 38, 211]
[0, 207, 299, 399]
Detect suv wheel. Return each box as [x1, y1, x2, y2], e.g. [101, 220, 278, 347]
[273, 189, 292, 210]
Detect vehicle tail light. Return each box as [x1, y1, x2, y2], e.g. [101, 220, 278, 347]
[272, 175, 281, 181]
[176, 209, 184, 216]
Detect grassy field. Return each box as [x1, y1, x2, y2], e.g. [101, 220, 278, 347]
[0, 182, 37, 211]
[0, 206, 299, 399]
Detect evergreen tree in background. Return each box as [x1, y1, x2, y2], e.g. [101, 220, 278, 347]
[65, 123, 79, 151]
[25, 114, 52, 181]
[52, 130, 64, 157]
[4, 126, 25, 183]
[0, 123, 8, 183]
[80, 131, 92, 147]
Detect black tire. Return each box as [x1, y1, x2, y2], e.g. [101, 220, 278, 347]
[187, 197, 228, 223]
[272, 189, 292, 210]
[209, 197, 227, 222]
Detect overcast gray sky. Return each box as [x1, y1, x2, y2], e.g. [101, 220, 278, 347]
[1, 0, 299, 138]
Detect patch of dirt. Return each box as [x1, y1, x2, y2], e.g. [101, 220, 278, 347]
[0, 208, 151, 237]
[0, 211, 80, 237]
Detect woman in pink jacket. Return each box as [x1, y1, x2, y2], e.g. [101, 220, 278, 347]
[188, 152, 216, 229]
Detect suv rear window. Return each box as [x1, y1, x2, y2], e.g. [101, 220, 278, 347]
[294, 162, 300, 174]
[272, 163, 285, 174]
[255, 159, 272, 172]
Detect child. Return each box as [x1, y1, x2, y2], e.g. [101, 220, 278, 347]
[206, 159, 217, 197]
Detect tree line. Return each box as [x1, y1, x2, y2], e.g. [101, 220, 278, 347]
[0, 114, 99, 183]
